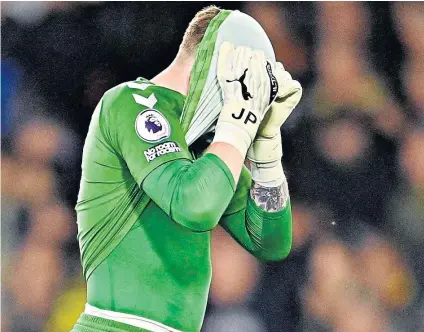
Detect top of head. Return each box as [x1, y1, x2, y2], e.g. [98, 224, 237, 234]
[182, 9, 276, 146]
[180, 8, 276, 64]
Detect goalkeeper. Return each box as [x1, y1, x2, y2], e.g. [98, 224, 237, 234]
[73, 6, 302, 332]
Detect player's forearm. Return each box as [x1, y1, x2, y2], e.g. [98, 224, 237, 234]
[220, 166, 292, 261]
[250, 178, 290, 212]
[220, 199, 292, 261]
[245, 195, 292, 261]
[247, 165, 292, 260]
[143, 153, 235, 232]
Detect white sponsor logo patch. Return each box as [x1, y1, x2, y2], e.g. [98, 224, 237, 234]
[135, 109, 171, 143]
[144, 141, 182, 162]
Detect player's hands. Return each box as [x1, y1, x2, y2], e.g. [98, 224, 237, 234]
[217, 42, 273, 115]
[258, 62, 302, 139]
[213, 42, 278, 158]
[247, 62, 302, 186]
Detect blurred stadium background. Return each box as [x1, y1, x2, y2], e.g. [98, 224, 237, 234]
[2, 2, 424, 331]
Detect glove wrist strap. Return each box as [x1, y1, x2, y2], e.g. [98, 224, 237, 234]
[213, 122, 252, 158]
[213, 102, 259, 157]
[247, 133, 283, 163]
[250, 161, 286, 187]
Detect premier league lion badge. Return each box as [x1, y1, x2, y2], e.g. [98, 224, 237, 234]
[135, 109, 171, 143]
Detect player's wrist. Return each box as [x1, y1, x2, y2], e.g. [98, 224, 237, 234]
[213, 122, 252, 157]
[248, 132, 285, 188]
[247, 132, 282, 164]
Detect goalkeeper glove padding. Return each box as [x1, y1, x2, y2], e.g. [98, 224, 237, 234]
[247, 62, 302, 187]
[213, 42, 278, 158]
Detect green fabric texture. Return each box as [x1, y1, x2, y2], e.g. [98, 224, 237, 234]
[87, 199, 212, 332]
[245, 198, 292, 260]
[223, 165, 252, 215]
[180, 10, 231, 133]
[221, 199, 292, 261]
[76, 78, 191, 280]
[79, 78, 235, 331]
[72, 314, 149, 332]
[143, 153, 235, 232]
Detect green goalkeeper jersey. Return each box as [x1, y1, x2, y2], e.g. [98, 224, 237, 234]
[76, 78, 292, 332]
[77, 78, 192, 280]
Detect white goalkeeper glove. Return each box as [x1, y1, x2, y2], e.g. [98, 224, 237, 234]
[247, 62, 302, 187]
[212, 42, 278, 158]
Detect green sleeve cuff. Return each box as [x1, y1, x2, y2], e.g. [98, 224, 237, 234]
[247, 196, 292, 220]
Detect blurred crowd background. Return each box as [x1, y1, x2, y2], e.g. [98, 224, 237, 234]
[2, 2, 424, 332]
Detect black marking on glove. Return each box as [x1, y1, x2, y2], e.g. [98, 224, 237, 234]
[226, 68, 253, 101]
[232, 108, 257, 125]
[266, 61, 279, 105]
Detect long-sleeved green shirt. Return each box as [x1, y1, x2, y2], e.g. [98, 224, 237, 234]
[76, 78, 291, 332]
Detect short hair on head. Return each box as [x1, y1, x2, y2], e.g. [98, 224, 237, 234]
[179, 5, 221, 59]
